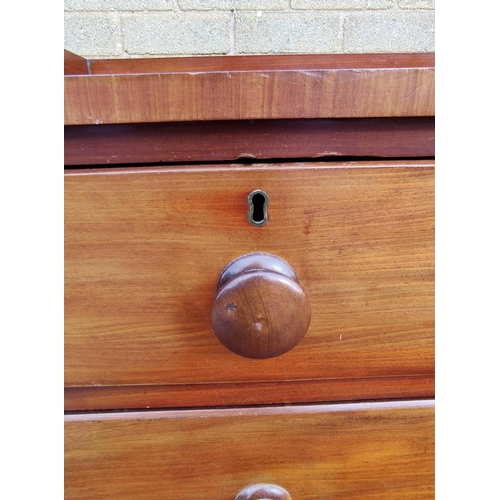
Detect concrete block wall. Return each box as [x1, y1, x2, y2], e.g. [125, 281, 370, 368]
[64, 0, 434, 58]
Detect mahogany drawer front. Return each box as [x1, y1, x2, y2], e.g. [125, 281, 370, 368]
[65, 400, 434, 499]
[65, 161, 434, 398]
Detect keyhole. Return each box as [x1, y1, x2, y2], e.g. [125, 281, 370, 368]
[248, 190, 269, 226]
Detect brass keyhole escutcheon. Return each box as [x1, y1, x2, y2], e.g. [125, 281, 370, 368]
[248, 190, 269, 226]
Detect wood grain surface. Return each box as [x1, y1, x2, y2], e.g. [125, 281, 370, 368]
[64, 117, 435, 166]
[65, 161, 434, 394]
[64, 54, 434, 125]
[65, 400, 435, 499]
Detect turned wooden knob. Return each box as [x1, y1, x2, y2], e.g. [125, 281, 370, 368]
[211, 253, 311, 359]
[234, 484, 292, 500]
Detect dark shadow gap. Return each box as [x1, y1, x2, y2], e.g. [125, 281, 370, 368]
[64, 155, 435, 170]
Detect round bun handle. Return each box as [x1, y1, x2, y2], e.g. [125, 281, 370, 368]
[211, 253, 311, 359]
[234, 483, 292, 500]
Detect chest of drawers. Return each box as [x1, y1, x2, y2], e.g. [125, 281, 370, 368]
[64, 50, 435, 499]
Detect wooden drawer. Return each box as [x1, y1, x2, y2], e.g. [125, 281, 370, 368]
[65, 161, 434, 408]
[65, 400, 434, 499]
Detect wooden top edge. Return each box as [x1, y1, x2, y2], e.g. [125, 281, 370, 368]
[64, 159, 435, 176]
[64, 50, 89, 75]
[65, 52, 434, 124]
[65, 399, 434, 422]
[86, 53, 435, 76]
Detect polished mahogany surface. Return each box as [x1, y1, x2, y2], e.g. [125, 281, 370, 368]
[64, 53, 434, 125]
[65, 400, 435, 500]
[65, 161, 434, 409]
